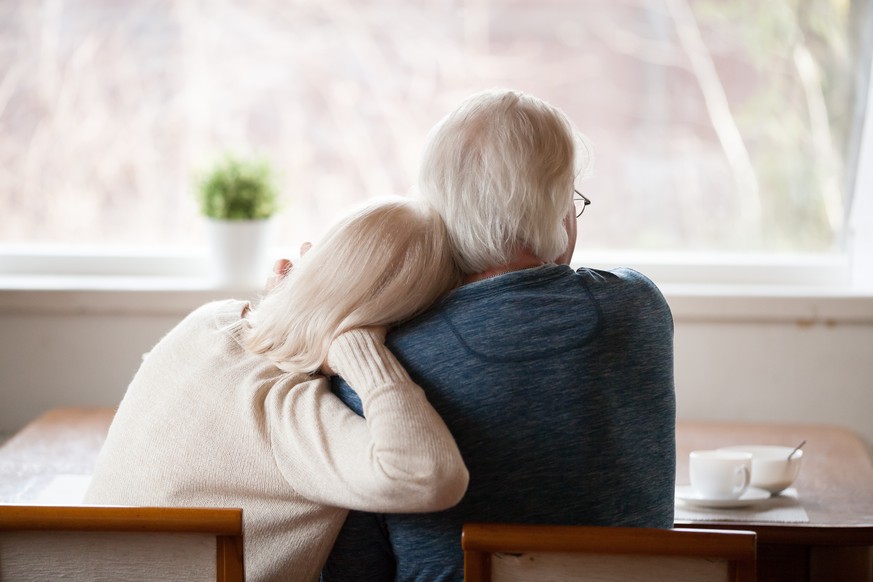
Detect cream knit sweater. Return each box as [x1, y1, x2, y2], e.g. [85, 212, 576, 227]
[84, 300, 468, 582]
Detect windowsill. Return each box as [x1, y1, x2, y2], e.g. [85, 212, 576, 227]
[2, 273, 872, 324]
[658, 283, 873, 324]
[0, 274, 262, 316]
[2, 245, 871, 321]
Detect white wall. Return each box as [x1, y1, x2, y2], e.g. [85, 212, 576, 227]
[1, 291, 872, 450]
[674, 318, 873, 438]
[0, 312, 178, 430]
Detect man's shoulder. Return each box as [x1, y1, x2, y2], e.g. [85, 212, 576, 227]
[576, 266, 669, 310]
[576, 265, 657, 289]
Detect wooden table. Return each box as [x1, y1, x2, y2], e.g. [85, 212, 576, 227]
[0, 408, 113, 504]
[675, 421, 873, 581]
[2, 409, 873, 580]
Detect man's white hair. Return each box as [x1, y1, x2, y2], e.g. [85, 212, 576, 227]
[417, 88, 593, 274]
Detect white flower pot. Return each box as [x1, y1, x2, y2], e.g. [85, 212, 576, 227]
[206, 218, 275, 288]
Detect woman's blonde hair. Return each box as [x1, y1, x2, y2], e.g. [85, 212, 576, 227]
[418, 88, 593, 274]
[243, 197, 460, 374]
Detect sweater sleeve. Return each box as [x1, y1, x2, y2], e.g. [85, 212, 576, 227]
[265, 329, 469, 513]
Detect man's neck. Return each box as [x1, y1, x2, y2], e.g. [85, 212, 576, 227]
[464, 249, 546, 284]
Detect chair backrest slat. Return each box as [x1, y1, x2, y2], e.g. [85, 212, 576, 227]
[462, 523, 756, 582]
[0, 505, 244, 582]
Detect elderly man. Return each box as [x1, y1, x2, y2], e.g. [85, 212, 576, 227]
[321, 88, 676, 581]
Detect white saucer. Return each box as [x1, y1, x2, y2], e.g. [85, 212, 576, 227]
[675, 486, 771, 508]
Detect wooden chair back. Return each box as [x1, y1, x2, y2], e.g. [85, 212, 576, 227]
[462, 523, 756, 582]
[0, 505, 243, 582]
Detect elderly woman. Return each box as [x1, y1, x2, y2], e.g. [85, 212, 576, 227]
[85, 198, 468, 582]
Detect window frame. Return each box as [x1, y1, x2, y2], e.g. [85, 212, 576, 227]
[2, 17, 872, 302]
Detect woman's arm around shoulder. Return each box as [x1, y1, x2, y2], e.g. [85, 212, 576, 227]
[266, 328, 468, 513]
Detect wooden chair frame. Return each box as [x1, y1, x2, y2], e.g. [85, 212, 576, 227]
[0, 505, 244, 582]
[462, 523, 756, 582]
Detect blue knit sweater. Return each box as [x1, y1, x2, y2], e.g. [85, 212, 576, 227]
[323, 264, 676, 581]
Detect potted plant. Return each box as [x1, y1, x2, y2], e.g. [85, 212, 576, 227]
[197, 154, 282, 287]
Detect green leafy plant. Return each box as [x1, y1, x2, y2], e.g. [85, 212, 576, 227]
[197, 155, 281, 220]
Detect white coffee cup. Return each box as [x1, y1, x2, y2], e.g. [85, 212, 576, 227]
[689, 450, 753, 500]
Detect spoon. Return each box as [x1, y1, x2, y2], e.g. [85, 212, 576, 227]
[787, 439, 806, 460]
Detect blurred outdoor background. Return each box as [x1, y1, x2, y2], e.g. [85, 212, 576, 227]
[0, 0, 869, 255]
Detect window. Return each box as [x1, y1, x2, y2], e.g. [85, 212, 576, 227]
[1, 0, 870, 272]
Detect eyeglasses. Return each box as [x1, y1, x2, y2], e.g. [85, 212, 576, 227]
[574, 190, 591, 218]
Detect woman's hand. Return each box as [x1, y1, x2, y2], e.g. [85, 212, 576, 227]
[264, 243, 313, 292]
[265, 258, 292, 292]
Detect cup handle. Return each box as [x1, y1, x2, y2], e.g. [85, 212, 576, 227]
[733, 465, 750, 494]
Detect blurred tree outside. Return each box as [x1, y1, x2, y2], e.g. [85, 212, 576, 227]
[0, 0, 868, 255]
